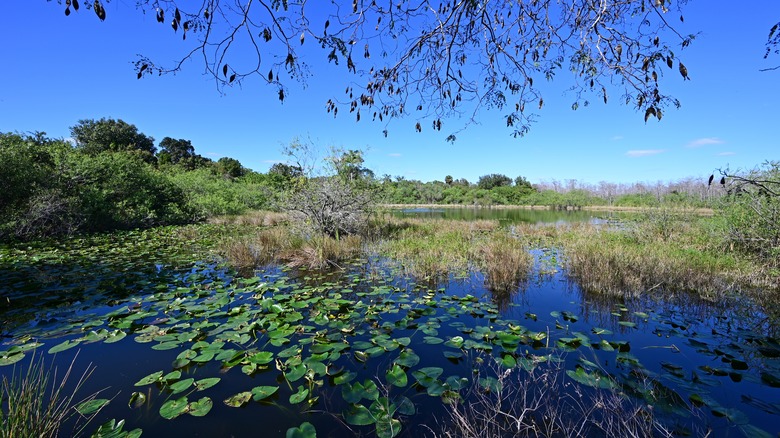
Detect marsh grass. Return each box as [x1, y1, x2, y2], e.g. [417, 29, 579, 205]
[475, 233, 533, 293]
[219, 226, 362, 270]
[284, 234, 363, 269]
[560, 220, 768, 299]
[1, 353, 105, 438]
[208, 211, 288, 227]
[373, 218, 504, 279]
[436, 359, 677, 438]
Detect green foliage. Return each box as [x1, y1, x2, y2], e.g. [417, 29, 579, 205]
[614, 193, 659, 207]
[0, 353, 109, 438]
[214, 157, 246, 179]
[70, 118, 156, 162]
[717, 161, 780, 266]
[59, 151, 191, 231]
[167, 168, 270, 218]
[477, 173, 513, 190]
[157, 137, 212, 170]
[1, 124, 279, 240]
[1, 132, 192, 239]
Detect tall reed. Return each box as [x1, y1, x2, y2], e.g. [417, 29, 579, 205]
[1, 353, 104, 438]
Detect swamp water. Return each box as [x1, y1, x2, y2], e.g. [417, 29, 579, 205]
[0, 219, 778, 437]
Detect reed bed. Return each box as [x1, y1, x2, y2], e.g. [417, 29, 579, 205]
[559, 221, 766, 299]
[1, 354, 104, 438]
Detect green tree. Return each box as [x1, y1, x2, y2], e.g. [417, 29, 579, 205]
[58, 1, 699, 139]
[718, 161, 780, 265]
[328, 149, 374, 183]
[444, 175, 453, 186]
[478, 174, 513, 190]
[70, 118, 156, 161]
[158, 137, 194, 163]
[214, 157, 245, 179]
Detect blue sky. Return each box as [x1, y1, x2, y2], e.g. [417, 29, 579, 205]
[1, 1, 778, 185]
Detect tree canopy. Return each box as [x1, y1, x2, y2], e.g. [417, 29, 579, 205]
[70, 118, 156, 160]
[55, 0, 709, 140]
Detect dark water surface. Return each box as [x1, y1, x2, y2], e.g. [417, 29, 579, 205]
[1, 225, 778, 437]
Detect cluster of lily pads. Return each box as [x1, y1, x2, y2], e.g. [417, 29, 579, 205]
[2, 224, 779, 437]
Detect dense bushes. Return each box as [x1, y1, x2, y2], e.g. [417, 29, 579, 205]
[717, 161, 780, 266]
[0, 133, 191, 239]
[0, 132, 272, 241]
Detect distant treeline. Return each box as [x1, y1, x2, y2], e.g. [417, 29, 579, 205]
[376, 173, 724, 208]
[0, 118, 753, 241]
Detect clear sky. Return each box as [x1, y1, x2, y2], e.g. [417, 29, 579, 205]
[1, 1, 778, 185]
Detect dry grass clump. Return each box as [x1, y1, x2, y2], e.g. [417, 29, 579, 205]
[284, 234, 363, 269]
[208, 210, 288, 227]
[436, 360, 675, 438]
[219, 226, 363, 270]
[476, 233, 533, 293]
[560, 223, 756, 299]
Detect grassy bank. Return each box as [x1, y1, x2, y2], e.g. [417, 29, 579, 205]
[216, 211, 777, 308]
[381, 204, 714, 214]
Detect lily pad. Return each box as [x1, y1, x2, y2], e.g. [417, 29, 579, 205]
[386, 364, 408, 387]
[188, 397, 213, 417]
[48, 339, 82, 354]
[128, 391, 147, 409]
[224, 391, 252, 408]
[169, 378, 194, 394]
[0, 352, 25, 366]
[344, 403, 375, 426]
[160, 396, 189, 419]
[75, 398, 109, 415]
[286, 422, 317, 438]
[395, 349, 420, 368]
[289, 385, 309, 404]
[134, 371, 163, 386]
[251, 385, 279, 401]
[194, 377, 221, 391]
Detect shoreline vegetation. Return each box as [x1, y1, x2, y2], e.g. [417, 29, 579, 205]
[213, 210, 778, 310]
[381, 203, 715, 214]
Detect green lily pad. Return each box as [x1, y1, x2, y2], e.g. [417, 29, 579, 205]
[344, 403, 375, 426]
[160, 396, 189, 419]
[194, 377, 221, 391]
[48, 339, 82, 354]
[128, 391, 147, 409]
[224, 391, 252, 408]
[289, 386, 309, 404]
[566, 366, 617, 389]
[386, 364, 408, 387]
[251, 385, 279, 401]
[91, 418, 142, 438]
[134, 371, 163, 386]
[286, 422, 317, 438]
[104, 330, 127, 344]
[169, 378, 194, 394]
[395, 349, 420, 368]
[188, 397, 213, 417]
[75, 398, 109, 415]
[248, 351, 274, 365]
[0, 352, 25, 366]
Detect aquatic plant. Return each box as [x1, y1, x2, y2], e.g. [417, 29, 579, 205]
[0, 353, 112, 438]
